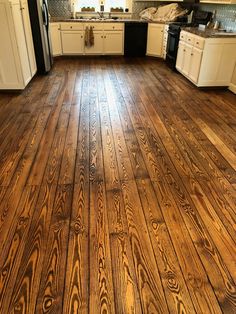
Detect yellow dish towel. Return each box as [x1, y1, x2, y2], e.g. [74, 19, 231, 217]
[85, 26, 94, 47]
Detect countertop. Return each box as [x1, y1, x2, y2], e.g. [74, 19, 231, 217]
[182, 27, 236, 38]
[50, 17, 167, 24]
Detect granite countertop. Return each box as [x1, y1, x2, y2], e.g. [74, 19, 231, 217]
[50, 17, 168, 24]
[182, 27, 236, 38]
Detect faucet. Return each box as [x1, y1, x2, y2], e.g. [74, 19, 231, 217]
[97, 11, 104, 19]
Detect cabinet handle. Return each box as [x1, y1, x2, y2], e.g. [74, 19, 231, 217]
[183, 49, 186, 52]
[191, 53, 193, 56]
[104, 36, 106, 38]
[188, 38, 191, 41]
[81, 35, 83, 38]
[196, 41, 199, 44]
[101, 35, 103, 38]
[70, 26, 72, 29]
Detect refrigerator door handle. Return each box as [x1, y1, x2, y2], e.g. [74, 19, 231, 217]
[42, 3, 48, 26]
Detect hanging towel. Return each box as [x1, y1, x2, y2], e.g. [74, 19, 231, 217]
[84, 26, 94, 47]
[89, 26, 94, 46]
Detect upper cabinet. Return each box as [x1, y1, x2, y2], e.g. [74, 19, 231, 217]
[0, 0, 36, 90]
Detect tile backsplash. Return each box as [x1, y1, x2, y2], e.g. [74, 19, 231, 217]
[48, 0, 71, 18]
[198, 4, 236, 31]
[48, 0, 236, 31]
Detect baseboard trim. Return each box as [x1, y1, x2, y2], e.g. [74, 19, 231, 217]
[228, 82, 236, 94]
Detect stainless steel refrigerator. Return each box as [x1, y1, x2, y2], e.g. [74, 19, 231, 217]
[27, 0, 53, 74]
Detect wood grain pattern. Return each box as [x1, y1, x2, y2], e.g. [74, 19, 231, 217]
[0, 57, 236, 313]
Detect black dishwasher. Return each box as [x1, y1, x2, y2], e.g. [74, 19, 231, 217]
[124, 22, 148, 57]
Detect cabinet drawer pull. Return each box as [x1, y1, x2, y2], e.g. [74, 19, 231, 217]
[183, 49, 186, 52]
[191, 53, 193, 56]
[70, 26, 72, 29]
[101, 35, 103, 38]
[81, 35, 83, 38]
[196, 41, 199, 44]
[188, 38, 191, 41]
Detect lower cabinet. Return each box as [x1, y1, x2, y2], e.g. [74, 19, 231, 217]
[50, 22, 124, 56]
[50, 23, 62, 56]
[104, 31, 123, 54]
[61, 31, 84, 54]
[146, 23, 164, 57]
[84, 31, 103, 54]
[176, 30, 236, 87]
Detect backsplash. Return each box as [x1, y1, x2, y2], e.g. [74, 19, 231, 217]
[198, 4, 236, 31]
[48, 0, 71, 18]
[48, 0, 236, 31]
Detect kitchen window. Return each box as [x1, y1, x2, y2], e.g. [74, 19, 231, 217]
[74, 0, 130, 12]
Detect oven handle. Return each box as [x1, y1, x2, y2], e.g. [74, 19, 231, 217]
[168, 31, 179, 37]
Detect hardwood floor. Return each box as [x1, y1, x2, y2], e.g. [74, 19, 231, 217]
[0, 56, 236, 313]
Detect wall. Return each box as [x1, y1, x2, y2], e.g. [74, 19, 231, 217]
[48, 0, 236, 32]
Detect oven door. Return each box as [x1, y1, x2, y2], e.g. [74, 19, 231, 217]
[166, 30, 180, 69]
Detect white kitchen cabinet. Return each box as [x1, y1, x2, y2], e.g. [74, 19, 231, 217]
[84, 31, 104, 54]
[146, 23, 164, 57]
[0, 0, 36, 90]
[50, 23, 62, 56]
[104, 31, 124, 54]
[176, 30, 236, 87]
[53, 22, 124, 56]
[61, 31, 84, 54]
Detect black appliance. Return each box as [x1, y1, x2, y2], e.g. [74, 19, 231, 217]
[166, 10, 212, 70]
[166, 23, 183, 70]
[27, 0, 53, 74]
[124, 22, 148, 57]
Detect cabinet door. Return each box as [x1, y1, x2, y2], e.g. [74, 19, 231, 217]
[50, 23, 62, 56]
[84, 31, 104, 54]
[188, 47, 202, 83]
[146, 24, 164, 57]
[21, 0, 37, 76]
[176, 41, 185, 72]
[0, 1, 22, 89]
[181, 44, 192, 77]
[10, 1, 32, 85]
[104, 31, 123, 55]
[61, 31, 84, 54]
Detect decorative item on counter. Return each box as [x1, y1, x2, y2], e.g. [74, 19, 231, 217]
[81, 7, 95, 12]
[139, 4, 188, 22]
[110, 7, 124, 12]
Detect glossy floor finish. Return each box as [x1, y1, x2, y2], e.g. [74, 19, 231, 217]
[0, 57, 236, 314]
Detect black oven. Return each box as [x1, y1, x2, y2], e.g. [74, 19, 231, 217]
[166, 24, 181, 70]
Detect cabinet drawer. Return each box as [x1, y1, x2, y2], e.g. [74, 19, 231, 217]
[84, 23, 104, 30]
[60, 23, 83, 31]
[194, 37, 205, 50]
[186, 33, 195, 45]
[103, 23, 124, 31]
[180, 31, 187, 42]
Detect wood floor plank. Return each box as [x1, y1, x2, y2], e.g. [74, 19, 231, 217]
[35, 184, 73, 313]
[1, 183, 57, 313]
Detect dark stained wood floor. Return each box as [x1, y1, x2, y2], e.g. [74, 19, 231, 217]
[0, 57, 236, 314]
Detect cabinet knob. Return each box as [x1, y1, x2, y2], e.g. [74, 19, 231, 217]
[104, 36, 106, 38]
[196, 41, 199, 44]
[81, 35, 83, 38]
[191, 53, 193, 56]
[183, 49, 186, 52]
[101, 35, 103, 38]
[70, 26, 72, 29]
